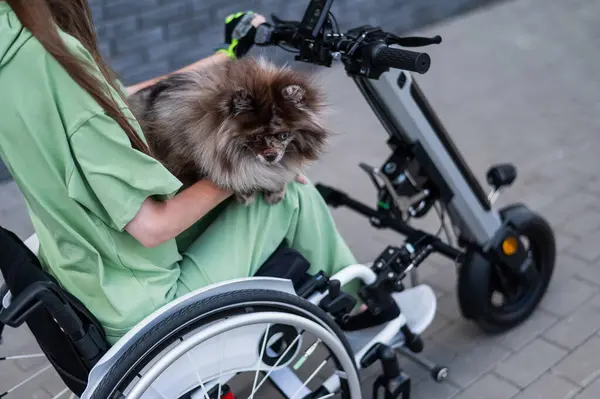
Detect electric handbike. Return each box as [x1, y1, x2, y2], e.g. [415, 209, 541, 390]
[255, 0, 556, 336]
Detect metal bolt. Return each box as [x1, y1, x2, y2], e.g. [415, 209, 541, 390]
[388, 249, 394, 254]
[388, 272, 396, 279]
[384, 162, 397, 174]
[376, 262, 384, 269]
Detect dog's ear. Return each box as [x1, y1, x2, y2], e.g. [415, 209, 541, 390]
[222, 89, 253, 116]
[282, 85, 306, 106]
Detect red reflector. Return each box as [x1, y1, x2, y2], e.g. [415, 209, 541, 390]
[222, 392, 235, 399]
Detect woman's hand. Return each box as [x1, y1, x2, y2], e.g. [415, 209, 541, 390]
[217, 11, 267, 59]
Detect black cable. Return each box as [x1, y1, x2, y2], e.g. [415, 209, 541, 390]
[277, 43, 299, 53]
[328, 11, 340, 34]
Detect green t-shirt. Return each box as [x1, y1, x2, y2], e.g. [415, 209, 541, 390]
[0, 3, 185, 339]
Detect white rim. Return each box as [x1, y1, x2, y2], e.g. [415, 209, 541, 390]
[122, 311, 361, 399]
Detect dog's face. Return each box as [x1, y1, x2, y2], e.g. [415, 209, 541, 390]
[215, 59, 330, 168]
[246, 130, 293, 164]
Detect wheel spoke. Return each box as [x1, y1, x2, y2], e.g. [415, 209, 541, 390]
[246, 330, 305, 398]
[290, 358, 329, 399]
[217, 333, 225, 399]
[0, 353, 45, 361]
[0, 364, 51, 397]
[185, 352, 210, 399]
[50, 387, 70, 399]
[250, 323, 271, 399]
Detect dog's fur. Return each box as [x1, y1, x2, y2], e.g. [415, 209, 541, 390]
[128, 57, 330, 204]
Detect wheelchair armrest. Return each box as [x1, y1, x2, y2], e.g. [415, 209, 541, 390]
[0, 280, 107, 363]
[0, 281, 83, 333]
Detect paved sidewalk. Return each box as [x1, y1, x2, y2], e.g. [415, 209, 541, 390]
[2, 0, 600, 397]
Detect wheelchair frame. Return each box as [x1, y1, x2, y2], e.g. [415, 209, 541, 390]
[1, 232, 441, 399]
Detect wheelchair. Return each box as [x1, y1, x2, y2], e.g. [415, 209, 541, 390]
[1, 1, 557, 397]
[1, 226, 443, 399]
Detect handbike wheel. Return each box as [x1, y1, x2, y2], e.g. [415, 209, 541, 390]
[474, 206, 555, 333]
[88, 289, 360, 399]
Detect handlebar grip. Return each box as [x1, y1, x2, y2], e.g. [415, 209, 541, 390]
[369, 44, 431, 74]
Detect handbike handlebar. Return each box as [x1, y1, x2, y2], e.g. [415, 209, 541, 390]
[255, 12, 440, 78]
[364, 43, 431, 75]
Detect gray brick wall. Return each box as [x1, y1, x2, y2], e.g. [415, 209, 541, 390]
[0, 0, 500, 182]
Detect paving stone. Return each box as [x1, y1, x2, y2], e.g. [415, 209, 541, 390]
[431, 321, 489, 356]
[554, 336, 600, 386]
[567, 230, 600, 263]
[586, 292, 600, 309]
[491, 309, 558, 352]
[556, 233, 578, 253]
[446, 344, 511, 388]
[422, 312, 454, 340]
[575, 377, 600, 399]
[561, 209, 600, 238]
[541, 192, 600, 228]
[540, 277, 598, 317]
[543, 304, 600, 349]
[422, 264, 459, 294]
[513, 372, 580, 399]
[454, 373, 519, 399]
[435, 293, 464, 321]
[574, 262, 600, 288]
[495, 338, 567, 388]
[412, 378, 460, 399]
[553, 253, 591, 281]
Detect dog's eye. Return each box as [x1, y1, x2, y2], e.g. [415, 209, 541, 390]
[278, 132, 290, 140]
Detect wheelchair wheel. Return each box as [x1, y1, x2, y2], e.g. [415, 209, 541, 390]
[89, 289, 361, 399]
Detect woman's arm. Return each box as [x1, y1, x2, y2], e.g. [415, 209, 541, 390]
[126, 12, 266, 96]
[126, 52, 230, 95]
[125, 180, 232, 248]
[125, 174, 308, 248]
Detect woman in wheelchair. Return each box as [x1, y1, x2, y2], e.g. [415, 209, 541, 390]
[0, 2, 445, 398]
[0, 1, 361, 344]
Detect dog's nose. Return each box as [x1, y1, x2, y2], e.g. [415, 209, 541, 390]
[263, 152, 278, 162]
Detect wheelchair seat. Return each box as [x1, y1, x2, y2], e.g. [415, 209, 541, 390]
[0, 225, 110, 396]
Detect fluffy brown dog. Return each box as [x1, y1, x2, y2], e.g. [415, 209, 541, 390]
[128, 57, 330, 204]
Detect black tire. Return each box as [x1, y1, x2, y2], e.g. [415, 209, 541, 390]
[431, 366, 448, 383]
[89, 289, 358, 399]
[475, 206, 555, 333]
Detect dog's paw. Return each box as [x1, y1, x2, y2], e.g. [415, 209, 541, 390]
[264, 188, 286, 205]
[236, 192, 255, 205]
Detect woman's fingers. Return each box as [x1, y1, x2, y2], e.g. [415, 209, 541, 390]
[295, 174, 308, 184]
[251, 14, 267, 27]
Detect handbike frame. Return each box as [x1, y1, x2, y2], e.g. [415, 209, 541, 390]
[346, 70, 502, 250]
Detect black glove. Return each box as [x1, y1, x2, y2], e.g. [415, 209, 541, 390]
[215, 11, 259, 59]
